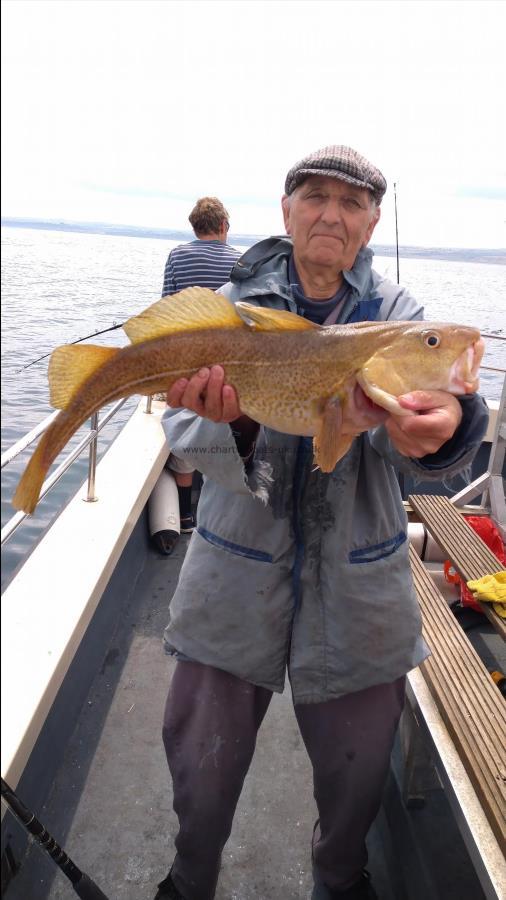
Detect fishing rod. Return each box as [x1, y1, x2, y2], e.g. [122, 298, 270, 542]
[393, 181, 400, 284]
[1, 778, 109, 899]
[17, 321, 125, 373]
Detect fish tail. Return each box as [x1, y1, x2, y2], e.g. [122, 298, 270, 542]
[13, 343, 153, 515]
[12, 410, 73, 514]
[13, 438, 51, 514]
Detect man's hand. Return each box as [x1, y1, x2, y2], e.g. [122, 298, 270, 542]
[166, 365, 242, 423]
[385, 390, 463, 458]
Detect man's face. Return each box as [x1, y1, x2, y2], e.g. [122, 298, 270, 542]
[281, 176, 380, 272]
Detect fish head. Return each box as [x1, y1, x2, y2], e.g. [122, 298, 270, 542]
[356, 322, 484, 415]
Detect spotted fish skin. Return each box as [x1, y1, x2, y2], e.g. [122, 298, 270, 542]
[13, 287, 483, 514]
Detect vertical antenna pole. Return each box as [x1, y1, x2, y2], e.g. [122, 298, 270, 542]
[393, 182, 400, 284]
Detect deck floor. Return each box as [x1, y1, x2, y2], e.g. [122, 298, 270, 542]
[6, 533, 494, 900]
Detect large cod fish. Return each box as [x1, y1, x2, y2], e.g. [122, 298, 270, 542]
[13, 287, 484, 514]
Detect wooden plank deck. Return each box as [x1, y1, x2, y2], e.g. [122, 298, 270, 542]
[409, 494, 506, 640]
[409, 545, 506, 853]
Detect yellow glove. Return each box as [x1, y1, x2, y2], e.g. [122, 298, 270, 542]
[466, 571, 506, 618]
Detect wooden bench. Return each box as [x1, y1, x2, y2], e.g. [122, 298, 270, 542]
[404, 546, 506, 897]
[409, 493, 506, 640]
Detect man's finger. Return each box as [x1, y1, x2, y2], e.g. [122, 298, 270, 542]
[205, 366, 226, 421]
[181, 368, 211, 415]
[397, 390, 452, 411]
[166, 378, 189, 408]
[221, 384, 241, 422]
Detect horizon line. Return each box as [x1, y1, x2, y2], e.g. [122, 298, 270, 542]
[1, 215, 505, 256]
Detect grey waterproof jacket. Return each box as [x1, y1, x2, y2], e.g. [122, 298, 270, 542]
[162, 240, 489, 703]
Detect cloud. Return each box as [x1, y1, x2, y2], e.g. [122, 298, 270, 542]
[2, 0, 506, 247]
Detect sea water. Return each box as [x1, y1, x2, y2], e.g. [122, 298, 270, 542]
[1, 226, 504, 586]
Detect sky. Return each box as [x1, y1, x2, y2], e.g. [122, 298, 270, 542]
[2, 0, 505, 249]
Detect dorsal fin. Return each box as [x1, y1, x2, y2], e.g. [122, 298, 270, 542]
[48, 344, 120, 408]
[235, 302, 320, 332]
[123, 287, 245, 344]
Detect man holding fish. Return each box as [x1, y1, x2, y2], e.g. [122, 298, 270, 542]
[153, 147, 489, 900]
[10, 145, 488, 900]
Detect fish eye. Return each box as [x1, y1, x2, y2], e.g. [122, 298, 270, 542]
[424, 332, 441, 348]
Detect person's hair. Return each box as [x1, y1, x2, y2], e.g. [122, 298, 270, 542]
[189, 197, 229, 236]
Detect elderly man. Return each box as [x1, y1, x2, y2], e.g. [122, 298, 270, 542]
[154, 147, 488, 900]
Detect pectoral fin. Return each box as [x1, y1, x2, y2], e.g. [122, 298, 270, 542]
[313, 398, 354, 472]
[235, 302, 320, 332]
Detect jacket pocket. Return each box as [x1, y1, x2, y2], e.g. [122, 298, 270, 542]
[197, 526, 273, 563]
[349, 530, 407, 564]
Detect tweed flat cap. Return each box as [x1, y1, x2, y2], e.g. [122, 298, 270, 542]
[285, 145, 387, 204]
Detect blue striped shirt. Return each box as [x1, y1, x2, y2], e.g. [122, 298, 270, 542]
[162, 240, 241, 296]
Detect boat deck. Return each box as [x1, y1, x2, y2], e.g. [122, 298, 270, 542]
[5, 531, 497, 900]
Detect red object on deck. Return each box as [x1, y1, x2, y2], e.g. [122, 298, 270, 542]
[444, 515, 506, 613]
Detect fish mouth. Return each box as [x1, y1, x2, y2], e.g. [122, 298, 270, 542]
[449, 337, 485, 394]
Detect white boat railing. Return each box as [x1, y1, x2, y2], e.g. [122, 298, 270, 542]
[1, 396, 154, 545]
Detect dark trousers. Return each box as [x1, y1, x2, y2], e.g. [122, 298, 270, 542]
[162, 661, 405, 900]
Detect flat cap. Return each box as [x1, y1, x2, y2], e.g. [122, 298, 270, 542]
[284, 145, 387, 204]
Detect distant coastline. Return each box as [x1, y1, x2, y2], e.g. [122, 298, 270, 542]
[2, 217, 505, 265]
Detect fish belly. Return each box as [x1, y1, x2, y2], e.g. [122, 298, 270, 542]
[239, 397, 320, 436]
